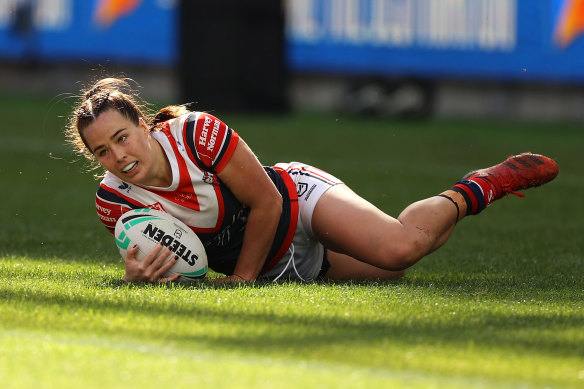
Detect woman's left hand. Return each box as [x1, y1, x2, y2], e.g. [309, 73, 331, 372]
[210, 274, 250, 284]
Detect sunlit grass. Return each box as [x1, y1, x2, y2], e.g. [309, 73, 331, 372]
[0, 94, 582, 388]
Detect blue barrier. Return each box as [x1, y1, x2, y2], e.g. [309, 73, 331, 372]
[285, 0, 584, 84]
[0, 0, 176, 64]
[1, 0, 584, 84]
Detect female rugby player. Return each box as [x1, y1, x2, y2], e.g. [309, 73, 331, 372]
[65, 77, 559, 283]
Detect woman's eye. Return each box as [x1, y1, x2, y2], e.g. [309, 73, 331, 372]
[98, 150, 108, 157]
[118, 135, 127, 143]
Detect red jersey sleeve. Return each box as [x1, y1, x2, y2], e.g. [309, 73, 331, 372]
[183, 112, 239, 174]
[95, 185, 135, 234]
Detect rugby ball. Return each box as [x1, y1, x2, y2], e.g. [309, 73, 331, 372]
[114, 208, 208, 281]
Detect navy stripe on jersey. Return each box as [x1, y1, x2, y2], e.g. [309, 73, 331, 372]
[263, 167, 293, 267]
[184, 115, 208, 171]
[97, 186, 140, 209]
[211, 128, 232, 171]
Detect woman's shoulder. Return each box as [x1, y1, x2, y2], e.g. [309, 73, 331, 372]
[164, 111, 208, 133]
[162, 111, 237, 172]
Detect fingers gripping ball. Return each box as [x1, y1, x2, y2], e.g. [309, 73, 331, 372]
[114, 209, 208, 281]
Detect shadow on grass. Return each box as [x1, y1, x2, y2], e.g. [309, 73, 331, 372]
[1, 271, 582, 363]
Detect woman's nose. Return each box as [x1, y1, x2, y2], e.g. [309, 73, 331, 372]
[111, 146, 125, 161]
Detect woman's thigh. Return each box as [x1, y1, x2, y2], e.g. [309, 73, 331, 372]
[311, 184, 410, 270]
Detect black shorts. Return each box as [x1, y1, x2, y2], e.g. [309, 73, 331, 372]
[317, 248, 330, 280]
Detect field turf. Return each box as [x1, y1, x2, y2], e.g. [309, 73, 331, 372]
[0, 94, 582, 388]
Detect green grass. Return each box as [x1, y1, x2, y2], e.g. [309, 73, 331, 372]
[0, 94, 582, 388]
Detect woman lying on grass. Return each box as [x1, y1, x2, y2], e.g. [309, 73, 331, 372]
[65, 77, 559, 283]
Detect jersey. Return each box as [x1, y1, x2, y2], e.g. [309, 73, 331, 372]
[95, 112, 299, 275]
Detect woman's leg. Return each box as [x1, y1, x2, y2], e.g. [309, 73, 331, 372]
[314, 152, 559, 280]
[312, 184, 465, 278]
[324, 250, 406, 281]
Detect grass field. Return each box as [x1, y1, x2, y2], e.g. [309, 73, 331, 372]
[0, 94, 582, 388]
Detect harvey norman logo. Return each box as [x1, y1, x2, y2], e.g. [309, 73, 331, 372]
[198, 115, 222, 153]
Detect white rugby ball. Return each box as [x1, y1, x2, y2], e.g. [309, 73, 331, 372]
[114, 208, 208, 281]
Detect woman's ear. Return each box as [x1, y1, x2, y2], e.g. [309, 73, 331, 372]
[139, 117, 149, 133]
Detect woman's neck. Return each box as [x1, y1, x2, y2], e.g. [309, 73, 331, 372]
[142, 136, 173, 188]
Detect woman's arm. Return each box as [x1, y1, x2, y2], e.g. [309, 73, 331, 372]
[214, 139, 283, 282]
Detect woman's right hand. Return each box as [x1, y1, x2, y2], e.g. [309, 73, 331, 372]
[123, 243, 180, 283]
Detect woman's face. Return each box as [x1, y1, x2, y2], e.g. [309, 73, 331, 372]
[83, 109, 158, 185]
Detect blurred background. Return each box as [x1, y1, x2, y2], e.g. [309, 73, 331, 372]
[1, 0, 584, 120]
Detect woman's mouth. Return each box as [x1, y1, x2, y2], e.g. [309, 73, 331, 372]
[122, 161, 138, 174]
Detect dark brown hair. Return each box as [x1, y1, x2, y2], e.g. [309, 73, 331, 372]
[65, 77, 190, 162]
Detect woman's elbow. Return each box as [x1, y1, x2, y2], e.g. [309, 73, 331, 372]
[250, 189, 282, 219]
[270, 191, 283, 216]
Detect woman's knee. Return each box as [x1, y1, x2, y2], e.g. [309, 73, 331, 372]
[376, 239, 425, 271]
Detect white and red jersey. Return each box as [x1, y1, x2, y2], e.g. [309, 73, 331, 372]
[95, 112, 298, 275]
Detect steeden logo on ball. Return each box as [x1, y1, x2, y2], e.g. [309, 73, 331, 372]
[114, 208, 208, 280]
